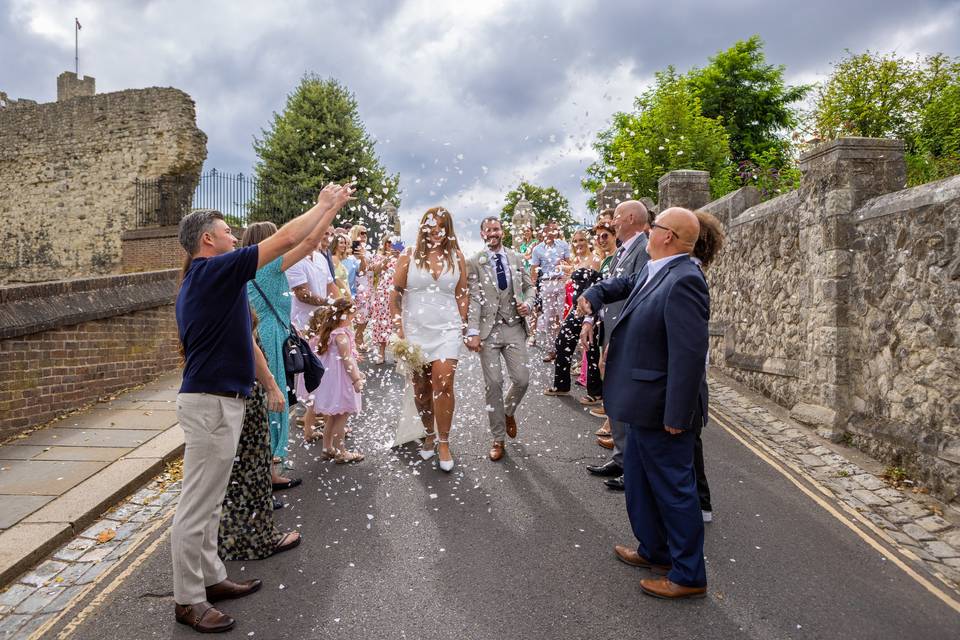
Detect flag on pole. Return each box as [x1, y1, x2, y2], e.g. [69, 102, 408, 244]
[75, 18, 81, 30]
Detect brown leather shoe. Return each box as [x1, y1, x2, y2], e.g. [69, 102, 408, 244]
[489, 441, 505, 461]
[175, 602, 235, 633]
[205, 578, 262, 603]
[597, 435, 614, 450]
[505, 415, 518, 439]
[640, 576, 707, 599]
[614, 544, 669, 575]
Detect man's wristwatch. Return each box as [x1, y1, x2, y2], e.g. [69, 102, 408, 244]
[583, 315, 595, 324]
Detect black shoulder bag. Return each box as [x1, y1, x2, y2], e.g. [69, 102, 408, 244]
[251, 281, 325, 392]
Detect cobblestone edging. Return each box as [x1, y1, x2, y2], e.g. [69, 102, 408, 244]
[0, 472, 182, 639]
[710, 377, 960, 590]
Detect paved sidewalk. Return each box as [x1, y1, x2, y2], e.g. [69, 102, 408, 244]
[708, 370, 960, 591]
[0, 372, 184, 587]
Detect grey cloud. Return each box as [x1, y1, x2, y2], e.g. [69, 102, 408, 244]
[3, 0, 959, 250]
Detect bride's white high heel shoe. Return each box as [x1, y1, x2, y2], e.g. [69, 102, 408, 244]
[419, 432, 437, 461]
[437, 438, 454, 473]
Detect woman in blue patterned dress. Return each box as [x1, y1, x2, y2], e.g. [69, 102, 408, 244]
[241, 207, 342, 485]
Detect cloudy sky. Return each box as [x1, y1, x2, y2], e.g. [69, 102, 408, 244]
[4, 0, 959, 249]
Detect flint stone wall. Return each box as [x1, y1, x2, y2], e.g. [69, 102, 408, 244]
[706, 189, 805, 409]
[0, 87, 206, 284]
[678, 139, 960, 501]
[848, 175, 960, 496]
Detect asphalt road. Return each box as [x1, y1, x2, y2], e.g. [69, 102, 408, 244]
[52, 353, 959, 639]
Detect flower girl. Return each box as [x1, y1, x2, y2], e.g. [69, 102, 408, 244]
[308, 298, 365, 463]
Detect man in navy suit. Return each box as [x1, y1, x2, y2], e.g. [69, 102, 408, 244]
[578, 207, 709, 599]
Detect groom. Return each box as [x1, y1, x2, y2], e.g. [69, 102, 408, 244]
[465, 216, 536, 461]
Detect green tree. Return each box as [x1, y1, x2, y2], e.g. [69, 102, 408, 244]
[499, 181, 574, 245]
[688, 35, 810, 166]
[813, 51, 960, 185]
[913, 79, 960, 182]
[582, 69, 736, 207]
[251, 74, 399, 231]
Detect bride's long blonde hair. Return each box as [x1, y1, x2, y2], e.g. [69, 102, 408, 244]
[413, 206, 458, 273]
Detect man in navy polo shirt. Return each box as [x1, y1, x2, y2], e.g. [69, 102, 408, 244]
[172, 184, 353, 633]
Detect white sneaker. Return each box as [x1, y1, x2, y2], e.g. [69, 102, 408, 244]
[702, 510, 713, 523]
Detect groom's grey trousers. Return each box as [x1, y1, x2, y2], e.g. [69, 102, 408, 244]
[480, 321, 529, 440]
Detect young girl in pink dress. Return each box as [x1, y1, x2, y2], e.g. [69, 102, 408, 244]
[307, 298, 366, 464]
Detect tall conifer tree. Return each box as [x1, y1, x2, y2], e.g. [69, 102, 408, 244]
[252, 74, 399, 233]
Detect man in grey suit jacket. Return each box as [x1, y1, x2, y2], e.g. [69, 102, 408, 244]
[466, 217, 536, 461]
[582, 201, 651, 488]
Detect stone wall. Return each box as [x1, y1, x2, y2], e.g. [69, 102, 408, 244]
[0, 84, 206, 284]
[0, 270, 180, 440]
[847, 175, 960, 497]
[655, 138, 960, 501]
[120, 227, 186, 273]
[705, 190, 806, 409]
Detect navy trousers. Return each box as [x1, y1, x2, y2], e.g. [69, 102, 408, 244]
[623, 424, 706, 587]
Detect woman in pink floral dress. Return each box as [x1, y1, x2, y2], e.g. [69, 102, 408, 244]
[369, 237, 401, 363]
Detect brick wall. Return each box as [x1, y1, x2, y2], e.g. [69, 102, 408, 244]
[0, 270, 180, 440]
[120, 227, 186, 273]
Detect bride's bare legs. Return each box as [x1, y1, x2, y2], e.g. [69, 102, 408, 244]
[430, 359, 458, 462]
[412, 366, 436, 448]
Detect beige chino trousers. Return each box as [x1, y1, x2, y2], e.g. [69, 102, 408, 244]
[172, 392, 245, 605]
[480, 322, 530, 441]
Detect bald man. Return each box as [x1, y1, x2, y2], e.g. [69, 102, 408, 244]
[578, 207, 710, 599]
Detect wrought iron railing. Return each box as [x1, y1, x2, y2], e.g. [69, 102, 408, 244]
[134, 170, 316, 228]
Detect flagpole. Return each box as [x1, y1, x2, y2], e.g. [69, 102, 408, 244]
[74, 18, 78, 75]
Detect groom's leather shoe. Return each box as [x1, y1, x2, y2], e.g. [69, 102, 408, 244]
[489, 441, 505, 461]
[205, 578, 262, 603]
[505, 415, 518, 439]
[175, 602, 235, 633]
[586, 460, 622, 477]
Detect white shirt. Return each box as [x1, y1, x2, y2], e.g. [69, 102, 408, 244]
[285, 253, 334, 330]
[642, 253, 688, 289]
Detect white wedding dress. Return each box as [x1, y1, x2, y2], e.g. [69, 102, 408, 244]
[402, 259, 463, 363]
[391, 257, 463, 448]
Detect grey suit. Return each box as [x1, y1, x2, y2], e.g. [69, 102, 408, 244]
[602, 233, 649, 346]
[601, 233, 649, 466]
[467, 249, 535, 441]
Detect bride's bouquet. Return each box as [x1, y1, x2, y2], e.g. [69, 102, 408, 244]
[386, 334, 428, 448]
[386, 334, 427, 379]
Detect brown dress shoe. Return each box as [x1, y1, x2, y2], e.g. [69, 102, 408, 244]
[597, 435, 614, 450]
[205, 578, 262, 603]
[614, 544, 670, 574]
[175, 602, 235, 633]
[489, 441, 505, 461]
[505, 415, 518, 439]
[640, 576, 707, 599]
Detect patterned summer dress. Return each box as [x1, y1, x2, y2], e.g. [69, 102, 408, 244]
[218, 337, 284, 560]
[369, 254, 398, 345]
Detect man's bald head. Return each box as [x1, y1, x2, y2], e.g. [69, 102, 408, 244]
[611, 200, 649, 240]
[647, 207, 700, 260]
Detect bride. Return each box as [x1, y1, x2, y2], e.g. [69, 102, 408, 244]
[390, 207, 469, 472]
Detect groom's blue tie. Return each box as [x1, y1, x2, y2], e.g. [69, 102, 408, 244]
[494, 254, 508, 290]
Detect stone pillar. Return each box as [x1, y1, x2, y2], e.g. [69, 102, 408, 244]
[791, 137, 906, 439]
[657, 170, 711, 211]
[57, 71, 95, 101]
[595, 182, 633, 214]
